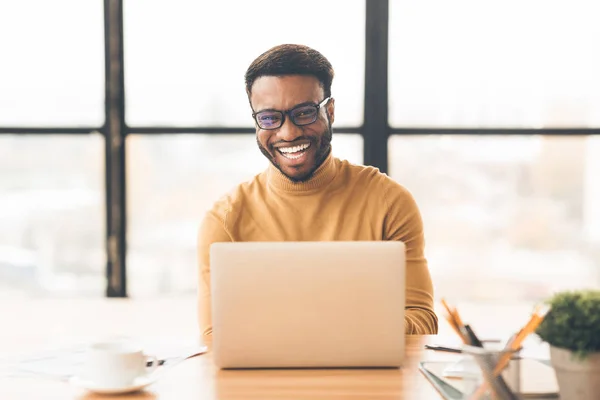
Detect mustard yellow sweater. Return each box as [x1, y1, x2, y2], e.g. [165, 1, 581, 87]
[197, 153, 438, 336]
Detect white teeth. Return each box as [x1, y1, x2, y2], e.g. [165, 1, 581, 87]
[282, 152, 303, 159]
[278, 143, 310, 153]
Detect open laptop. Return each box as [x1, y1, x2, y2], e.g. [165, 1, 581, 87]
[210, 241, 406, 369]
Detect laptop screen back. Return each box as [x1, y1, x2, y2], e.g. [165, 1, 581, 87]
[210, 241, 406, 368]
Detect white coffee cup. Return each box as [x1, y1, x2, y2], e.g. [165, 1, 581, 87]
[82, 340, 159, 388]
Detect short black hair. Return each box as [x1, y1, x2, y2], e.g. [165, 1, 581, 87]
[245, 44, 334, 98]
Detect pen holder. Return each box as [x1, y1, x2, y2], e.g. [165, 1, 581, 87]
[461, 344, 522, 400]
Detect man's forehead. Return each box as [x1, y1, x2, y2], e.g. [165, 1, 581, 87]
[250, 75, 324, 110]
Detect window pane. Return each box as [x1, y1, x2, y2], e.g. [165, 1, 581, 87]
[127, 134, 363, 295]
[389, 135, 600, 302]
[0, 1, 104, 126]
[0, 135, 105, 297]
[124, 0, 365, 127]
[389, 0, 600, 128]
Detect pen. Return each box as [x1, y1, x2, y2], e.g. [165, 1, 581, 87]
[424, 344, 463, 354]
[424, 338, 501, 353]
[463, 325, 484, 347]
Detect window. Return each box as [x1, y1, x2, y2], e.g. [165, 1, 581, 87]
[0, 135, 105, 296]
[126, 134, 363, 295]
[0, 1, 104, 126]
[6, 1, 596, 303]
[124, 0, 365, 127]
[389, 135, 600, 302]
[389, 0, 600, 128]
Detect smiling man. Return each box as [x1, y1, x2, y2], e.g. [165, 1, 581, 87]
[252, 76, 333, 181]
[197, 44, 437, 336]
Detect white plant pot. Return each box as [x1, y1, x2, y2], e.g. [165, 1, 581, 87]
[549, 345, 600, 400]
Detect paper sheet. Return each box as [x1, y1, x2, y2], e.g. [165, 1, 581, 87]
[2, 337, 207, 381]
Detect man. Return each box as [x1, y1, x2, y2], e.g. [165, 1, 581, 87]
[197, 44, 437, 336]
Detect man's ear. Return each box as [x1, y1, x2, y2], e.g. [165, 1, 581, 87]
[326, 97, 335, 125]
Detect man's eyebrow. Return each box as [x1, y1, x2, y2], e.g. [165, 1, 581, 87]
[254, 107, 278, 114]
[255, 100, 317, 114]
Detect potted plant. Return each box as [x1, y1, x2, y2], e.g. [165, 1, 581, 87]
[535, 290, 600, 400]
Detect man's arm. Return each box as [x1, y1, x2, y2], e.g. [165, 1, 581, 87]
[383, 180, 438, 334]
[197, 212, 232, 338]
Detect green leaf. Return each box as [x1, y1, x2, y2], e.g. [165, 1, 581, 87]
[536, 290, 600, 359]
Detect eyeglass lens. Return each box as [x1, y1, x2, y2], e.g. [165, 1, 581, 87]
[255, 104, 319, 129]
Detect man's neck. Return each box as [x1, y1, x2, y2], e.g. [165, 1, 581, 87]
[267, 152, 337, 193]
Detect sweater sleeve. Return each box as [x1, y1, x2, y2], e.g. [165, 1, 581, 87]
[197, 211, 232, 338]
[383, 180, 438, 334]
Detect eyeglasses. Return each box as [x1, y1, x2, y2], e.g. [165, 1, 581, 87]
[252, 97, 331, 130]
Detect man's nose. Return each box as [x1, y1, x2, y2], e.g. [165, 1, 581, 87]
[277, 117, 303, 142]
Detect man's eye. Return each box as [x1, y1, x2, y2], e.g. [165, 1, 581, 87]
[259, 114, 281, 122]
[293, 108, 316, 118]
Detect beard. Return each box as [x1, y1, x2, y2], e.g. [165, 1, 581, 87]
[257, 120, 333, 183]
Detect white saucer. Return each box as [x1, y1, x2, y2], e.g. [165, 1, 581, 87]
[69, 375, 155, 394]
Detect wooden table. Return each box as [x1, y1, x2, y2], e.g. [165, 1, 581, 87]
[0, 297, 471, 399]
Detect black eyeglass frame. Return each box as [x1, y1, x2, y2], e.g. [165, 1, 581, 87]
[251, 97, 332, 130]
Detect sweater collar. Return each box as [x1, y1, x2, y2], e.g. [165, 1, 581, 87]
[267, 152, 337, 193]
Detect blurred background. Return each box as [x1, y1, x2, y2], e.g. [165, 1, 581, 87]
[0, 0, 598, 309]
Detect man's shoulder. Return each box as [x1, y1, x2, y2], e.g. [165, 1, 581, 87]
[337, 158, 411, 195]
[206, 171, 267, 223]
